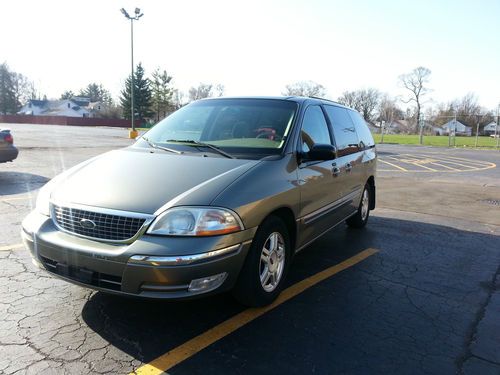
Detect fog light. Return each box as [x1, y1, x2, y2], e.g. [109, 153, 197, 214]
[188, 272, 228, 293]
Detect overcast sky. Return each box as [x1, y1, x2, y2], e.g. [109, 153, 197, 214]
[1, 0, 499, 109]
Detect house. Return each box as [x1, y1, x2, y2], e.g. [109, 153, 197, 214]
[483, 122, 498, 136]
[18, 97, 100, 118]
[366, 121, 380, 134]
[442, 120, 472, 136]
[382, 120, 411, 134]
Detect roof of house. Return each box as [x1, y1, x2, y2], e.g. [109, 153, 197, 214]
[442, 120, 471, 129]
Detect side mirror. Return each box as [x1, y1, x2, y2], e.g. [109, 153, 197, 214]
[301, 143, 336, 162]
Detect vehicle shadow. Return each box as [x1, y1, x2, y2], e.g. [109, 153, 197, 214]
[0, 171, 49, 196]
[81, 216, 500, 369]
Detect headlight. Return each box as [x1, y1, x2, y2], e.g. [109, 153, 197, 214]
[147, 207, 244, 236]
[35, 182, 52, 216]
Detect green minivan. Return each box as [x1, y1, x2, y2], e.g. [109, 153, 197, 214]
[22, 96, 376, 306]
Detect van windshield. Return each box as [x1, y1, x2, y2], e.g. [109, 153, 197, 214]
[142, 99, 297, 158]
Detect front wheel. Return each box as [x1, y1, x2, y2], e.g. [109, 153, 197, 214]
[346, 185, 371, 228]
[233, 216, 291, 307]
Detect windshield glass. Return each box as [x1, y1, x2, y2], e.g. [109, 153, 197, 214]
[143, 99, 297, 157]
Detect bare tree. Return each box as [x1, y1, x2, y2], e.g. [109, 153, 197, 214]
[378, 95, 402, 124]
[188, 83, 224, 102]
[399, 66, 431, 132]
[282, 80, 326, 97]
[338, 88, 380, 122]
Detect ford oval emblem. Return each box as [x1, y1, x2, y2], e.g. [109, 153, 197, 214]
[80, 219, 96, 229]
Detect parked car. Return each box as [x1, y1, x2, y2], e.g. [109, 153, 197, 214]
[22, 97, 377, 306]
[0, 129, 19, 163]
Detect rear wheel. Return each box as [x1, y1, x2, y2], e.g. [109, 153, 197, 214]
[233, 216, 291, 307]
[346, 185, 371, 228]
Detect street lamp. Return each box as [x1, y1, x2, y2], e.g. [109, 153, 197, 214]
[120, 7, 143, 139]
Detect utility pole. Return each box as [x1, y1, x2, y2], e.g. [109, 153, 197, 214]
[380, 121, 385, 144]
[120, 7, 143, 139]
[496, 104, 500, 150]
[419, 113, 424, 145]
[474, 114, 480, 148]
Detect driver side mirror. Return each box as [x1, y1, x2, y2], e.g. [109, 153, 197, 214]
[299, 143, 337, 162]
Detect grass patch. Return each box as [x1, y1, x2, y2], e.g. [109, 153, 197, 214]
[373, 134, 499, 148]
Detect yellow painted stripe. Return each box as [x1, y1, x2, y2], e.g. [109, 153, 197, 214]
[0, 243, 24, 251]
[132, 248, 378, 375]
[1, 195, 32, 202]
[428, 162, 460, 171]
[436, 154, 493, 166]
[386, 155, 438, 171]
[422, 153, 494, 167]
[378, 159, 408, 171]
[412, 163, 438, 172]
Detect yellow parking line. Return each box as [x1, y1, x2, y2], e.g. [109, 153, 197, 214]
[430, 157, 492, 170]
[412, 163, 438, 171]
[437, 154, 493, 165]
[378, 159, 408, 171]
[131, 248, 379, 375]
[428, 162, 460, 171]
[0, 243, 24, 251]
[1, 195, 32, 202]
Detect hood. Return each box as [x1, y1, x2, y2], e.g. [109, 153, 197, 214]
[51, 148, 258, 214]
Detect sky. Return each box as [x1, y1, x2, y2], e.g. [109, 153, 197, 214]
[1, 0, 499, 110]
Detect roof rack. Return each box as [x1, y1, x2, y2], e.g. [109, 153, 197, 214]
[308, 96, 340, 104]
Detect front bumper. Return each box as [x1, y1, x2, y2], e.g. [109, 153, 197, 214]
[22, 210, 256, 299]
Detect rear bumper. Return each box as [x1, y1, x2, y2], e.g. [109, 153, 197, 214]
[22, 210, 256, 299]
[0, 146, 18, 163]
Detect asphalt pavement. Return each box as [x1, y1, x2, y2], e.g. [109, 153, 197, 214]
[0, 124, 499, 374]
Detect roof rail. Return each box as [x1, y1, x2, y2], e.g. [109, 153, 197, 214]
[308, 96, 340, 104]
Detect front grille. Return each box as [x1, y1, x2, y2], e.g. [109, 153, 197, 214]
[52, 205, 146, 242]
[40, 256, 122, 291]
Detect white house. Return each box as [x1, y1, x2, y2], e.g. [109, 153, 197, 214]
[442, 120, 472, 136]
[483, 122, 498, 136]
[18, 98, 97, 118]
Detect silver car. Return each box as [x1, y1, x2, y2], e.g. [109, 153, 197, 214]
[22, 97, 376, 306]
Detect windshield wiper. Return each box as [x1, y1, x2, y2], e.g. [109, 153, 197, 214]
[142, 137, 183, 154]
[165, 139, 235, 159]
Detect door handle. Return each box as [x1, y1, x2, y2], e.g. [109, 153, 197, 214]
[345, 163, 353, 172]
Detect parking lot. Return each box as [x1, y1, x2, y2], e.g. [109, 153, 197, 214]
[1, 124, 499, 374]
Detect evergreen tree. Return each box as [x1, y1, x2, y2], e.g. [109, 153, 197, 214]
[0, 63, 19, 114]
[79, 83, 113, 105]
[60, 90, 75, 100]
[151, 68, 174, 122]
[120, 63, 153, 121]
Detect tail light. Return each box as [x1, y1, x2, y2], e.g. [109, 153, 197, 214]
[4, 134, 13, 144]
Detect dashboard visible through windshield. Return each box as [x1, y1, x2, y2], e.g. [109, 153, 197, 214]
[142, 99, 298, 158]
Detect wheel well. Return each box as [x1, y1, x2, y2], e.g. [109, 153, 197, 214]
[268, 207, 297, 252]
[367, 176, 376, 210]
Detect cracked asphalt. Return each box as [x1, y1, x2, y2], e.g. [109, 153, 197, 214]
[1, 124, 499, 374]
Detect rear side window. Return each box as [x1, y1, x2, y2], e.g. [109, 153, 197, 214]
[300, 106, 332, 152]
[348, 110, 375, 148]
[323, 105, 359, 156]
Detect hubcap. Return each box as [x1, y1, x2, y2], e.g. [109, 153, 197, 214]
[361, 189, 369, 220]
[259, 232, 285, 292]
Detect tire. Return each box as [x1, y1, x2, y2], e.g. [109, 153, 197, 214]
[346, 184, 371, 228]
[233, 215, 291, 307]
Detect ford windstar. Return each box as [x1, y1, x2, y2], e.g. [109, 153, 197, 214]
[22, 97, 376, 306]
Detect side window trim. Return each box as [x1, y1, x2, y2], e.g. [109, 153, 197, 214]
[295, 104, 334, 152]
[324, 105, 361, 156]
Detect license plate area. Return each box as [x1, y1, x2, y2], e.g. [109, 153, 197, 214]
[56, 262, 95, 284]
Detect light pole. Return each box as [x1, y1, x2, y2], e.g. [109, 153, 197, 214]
[120, 7, 143, 139]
